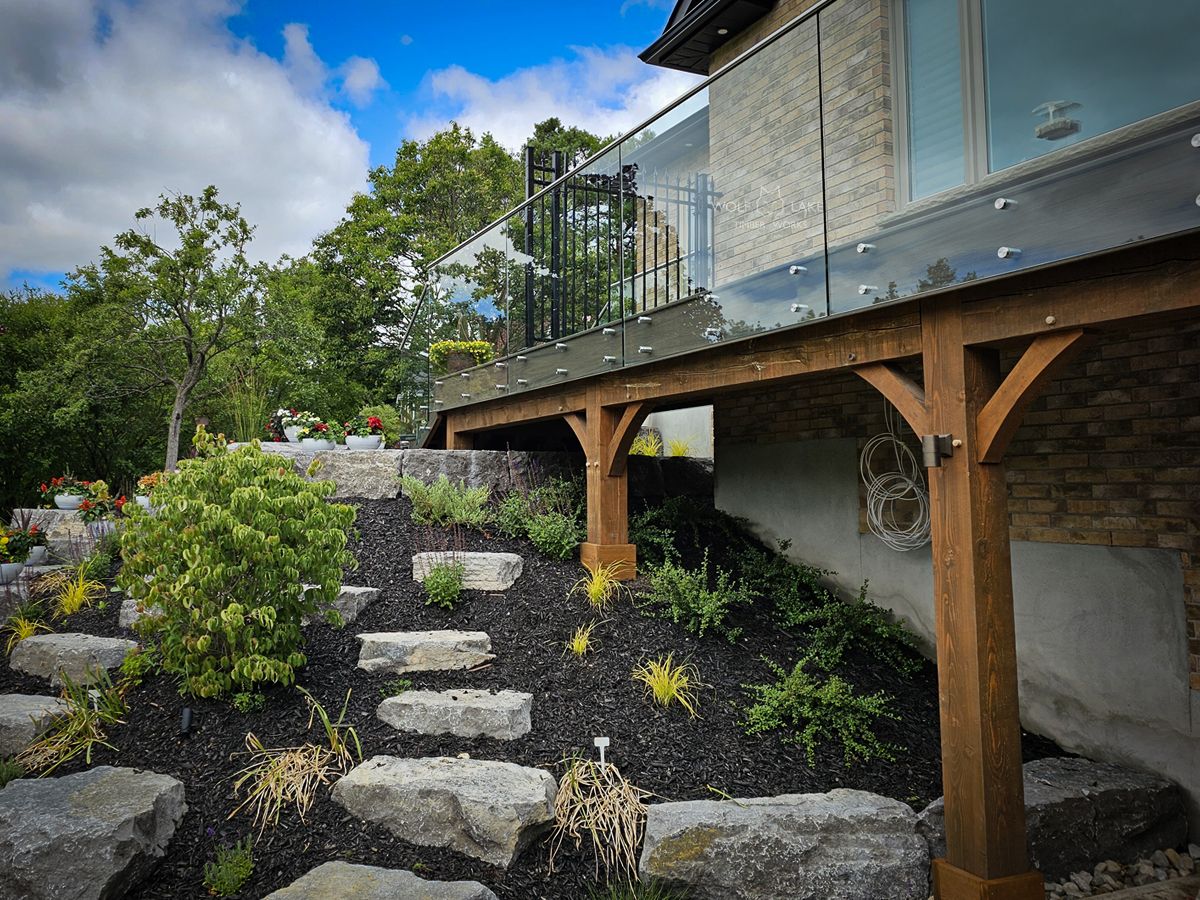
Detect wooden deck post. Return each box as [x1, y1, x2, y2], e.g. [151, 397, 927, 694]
[445, 416, 473, 450]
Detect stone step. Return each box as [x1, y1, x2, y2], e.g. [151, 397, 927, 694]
[0, 766, 185, 900]
[0, 694, 66, 756]
[263, 861, 498, 899]
[356, 631, 493, 674]
[412, 552, 523, 592]
[377, 689, 532, 740]
[331, 756, 556, 868]
[301, 583, 380, 625]
[9, 633, 139, 686]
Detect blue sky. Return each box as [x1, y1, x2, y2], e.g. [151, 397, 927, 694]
[0, 0, 697, 290]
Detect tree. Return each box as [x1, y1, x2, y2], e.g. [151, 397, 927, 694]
[69, 186, 259, 469]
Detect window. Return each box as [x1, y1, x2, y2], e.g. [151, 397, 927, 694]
[901, 0, 1200, 200]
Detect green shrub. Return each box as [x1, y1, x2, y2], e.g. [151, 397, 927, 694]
[358, 404, 403, 445]
[527, 511, 581, 560]
[424, 561, 465, 610]
[642, 552, 749, 642]
[0, 758, 23, 789]
[399, 475, 490, 528]
[118, 646, 159, 686]
[785, 582, 922, 675]
[203, 837, 254, 897]
[380, 677, 413, 698]
[495, 492, 529, 538]
[742, 656, 898, 765]
[232, 692, 266, 714]
[118, 429, 355, 698]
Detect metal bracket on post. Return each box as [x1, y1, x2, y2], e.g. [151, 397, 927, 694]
[921, 434, 954, 468]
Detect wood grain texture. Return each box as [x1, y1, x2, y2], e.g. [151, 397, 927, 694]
[853, 362, 929, 435]
[932, 859, 1044, 900]
[605, 402, 651, 477]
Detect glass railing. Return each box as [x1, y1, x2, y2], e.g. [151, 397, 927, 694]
[424, 0, 1200, 421]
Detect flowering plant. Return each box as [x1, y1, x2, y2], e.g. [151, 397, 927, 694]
[77, 480, 127, 523]
[40, 475, 89, 502]
[136, 472, 164, 497]
[296, 421, 333, 441]
[0, 529, 33, 564]
[281, 409, 319, 429]
[342, 415, 384, 438]
[264, 411, 287, 442]
[24, 524, 47, 548]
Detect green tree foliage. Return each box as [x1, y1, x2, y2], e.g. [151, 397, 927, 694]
[118, 429, 355, 698]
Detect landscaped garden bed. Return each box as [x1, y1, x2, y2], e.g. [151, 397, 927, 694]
[0, 450, 1068, 898]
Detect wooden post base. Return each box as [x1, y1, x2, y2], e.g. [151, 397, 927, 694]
[933, 860, 1043, 900]
[579, 542, 637, 580]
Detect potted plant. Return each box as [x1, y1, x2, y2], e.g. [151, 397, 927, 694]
[40, 475, 89, 510]
[429, 339, 493, 374]
[22, 525, 48, 566]
[135, 472, 163, 511]
[280, 409, 316, 443]
[78, 481, 127, 539]
[0, 529, 30, 584]
[298, 421, 336, 452]
[342, 414, 385, 450]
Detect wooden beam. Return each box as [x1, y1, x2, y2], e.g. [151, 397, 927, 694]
[922, 296, 1039, 898]
[605, 402, 650, 477]
[854, 362, 928, 435]
[445, 416, 472, 450]
[579, 390, 636, 579]
[976, 330, 1094, 464]
[563, 412, 589, 451]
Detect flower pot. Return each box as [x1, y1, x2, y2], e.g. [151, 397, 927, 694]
[345, 434, 383, 450]
[445, 350, 476, 373]
[284, 425, 303, 442]
[54, 494, 84, 511]
[300, 438, 335, 452]
[23, 546, 47, 567]
[136, 496, 152, 511]
[0, 563, 24, 585]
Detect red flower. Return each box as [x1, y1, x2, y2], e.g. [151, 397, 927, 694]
[289, 408, 297, 415]
[39, 483, 47, 493]
[115, 496, 127, 509]
[80, 499, 93, 511]
[314, 422, 328, 433]
[367, 416, 383, 430]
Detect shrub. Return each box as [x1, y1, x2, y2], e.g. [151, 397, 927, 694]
[528, 512, 581, 560]
[399, 475, 491, 528]
[742, 656, 898, 765]
[495, 492, 529, 537]
[117, 429, 356, 698]
[0, 758, 23, 789]
[641, 552, 749, 642]
[233, 692, 267, 714]
[203, 837, 254, 897]
[424, 561, 465, 610]
[785, 582, 923, 676]
[358, 404, 403, 445]
[380, 678, 413, 698]
[118, 647, 159, 686]
[632, 654, 700, 717]
[571, 562, 631, 610]
[551, 756, 651, 883]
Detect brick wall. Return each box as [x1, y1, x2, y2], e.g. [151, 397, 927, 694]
[714, 321, 1200, 688]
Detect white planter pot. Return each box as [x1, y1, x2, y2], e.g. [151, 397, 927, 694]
[23, 546, 47, 566]
[54, 494, 84, 510]
[284, 425, 303, 442]
[345, 434, 383, 450]
[300, 438, 335, 452]
[136, 495, 152, 511]
[0, 563, 24, 585]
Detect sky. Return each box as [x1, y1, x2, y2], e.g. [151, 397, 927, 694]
[0, 0, 700, 290]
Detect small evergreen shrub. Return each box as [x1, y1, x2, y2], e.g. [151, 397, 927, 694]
[642, 552, 749, 642]
[232, 692, 266, 714]
[424, 561, 465, 610]
[527, 511, 581, 560]
[203, 837, 254, 897]
[742, 656, 898, 765]
[495, 492, 529, 538]
[399, 475, 491, 528]
[118, 428, 355, 698]
[785, 582, 922, 675]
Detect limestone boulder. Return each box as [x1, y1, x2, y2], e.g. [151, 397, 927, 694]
[0, 694, 66, 756]
[308, 450, 404, 499]
[9, 633, 138, 685]
[918, 757, 1188, 880]
[412, 552, 523, 592]
[376, 689, 532, 740]
[301, 584, 380, 625]
[331, 756, 556, 867]
[263, 861, 498, 899]
[639, 789, 930, 900]
[0, 766, 186, 900]
[356, 631, 494, 674]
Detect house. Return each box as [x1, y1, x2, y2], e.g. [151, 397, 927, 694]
[420, 1, 1200, 897]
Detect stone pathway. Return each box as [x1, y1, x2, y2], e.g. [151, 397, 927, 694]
[263, 861, 498, 899]
[412, 552, 523, 591]
[9, 633, 138, 686]
[0, 694, 66, 756]
[356, 630, 494, 674]
[377, 689, 532, 740]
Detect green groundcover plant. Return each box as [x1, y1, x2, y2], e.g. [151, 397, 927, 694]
[118, 427, 355, 698]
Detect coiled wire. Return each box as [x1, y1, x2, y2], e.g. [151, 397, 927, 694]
[859, 403, 931, 552]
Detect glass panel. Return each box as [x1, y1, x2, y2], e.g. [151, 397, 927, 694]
[903, 0, 965, 199]
[983, 0, 1200, 172]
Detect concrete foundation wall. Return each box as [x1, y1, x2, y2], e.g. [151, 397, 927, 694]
[715, 437, 1200, 832]
[644, 406, 715, 458]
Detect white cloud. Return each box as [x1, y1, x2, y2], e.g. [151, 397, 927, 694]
[0, 0, 371, 283]
[405, 45, 701, 151]
[341, 56, 387, 107]
[620, 0, 674, 14]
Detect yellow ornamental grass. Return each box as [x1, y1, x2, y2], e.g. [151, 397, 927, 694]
[632, 654, 702, 717]
[570, 562, 631, 611]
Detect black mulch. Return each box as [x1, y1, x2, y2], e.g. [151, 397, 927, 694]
[0, 498, 1062, 899]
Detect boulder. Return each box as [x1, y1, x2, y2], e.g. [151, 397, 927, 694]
[0, 766, 186, 900]
[307, 450, 405, 499]
[263, 861, 498, 899]
[8, 510, 90, 561]
[376, 689, 532, 740]
[918, 757, 1187, 880]
[118, 597, 160, 629]
[9, 633, 138, 686]
[356, 631, 493, 674]
[412, 552, 523, 592]
[302, 584, 380, 625]
[0, 694, 66, 756]
[399, 450, 577, 494]
[639, 789, 930, 900]
[331, 756, 556, 868]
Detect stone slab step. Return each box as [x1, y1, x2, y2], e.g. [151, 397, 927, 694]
[0, 694, 66, 756]
[0, 765, 186, 900]
[331, 756, 556, 868]
[1102, 875, 1200, 899]
[377, 689, 532, 740]
[301, 584, 380, 625]
[412, 552, 523, 592]
[263, 861, 498, 899]
[356, 631, 493, 674]
[9, 633, 138, 686]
